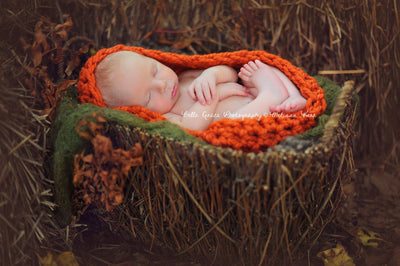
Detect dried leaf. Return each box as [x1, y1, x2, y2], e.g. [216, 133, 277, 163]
[37, 251, 78, 266]
[20, 37, 31, 52]
[357, 229, 383, 248]
[72, 121, 143, 217]
[55, 30, 69, 41]
[55, 251, 79, 266]
[54, 16, 73, 32]
[31, 43, 43, 67]
[317, 243, 355, 266]
[37, 252, 57, 266]
[172, 37, 193, 50]
[65, 56, 80, 77]
[34, 21, 50, 53]
[55, 80, 77, 100]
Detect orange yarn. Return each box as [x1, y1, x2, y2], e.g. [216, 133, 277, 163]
[78, 44, 326, 152]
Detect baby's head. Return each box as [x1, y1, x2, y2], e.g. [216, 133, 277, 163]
[95, 51, 180, 114]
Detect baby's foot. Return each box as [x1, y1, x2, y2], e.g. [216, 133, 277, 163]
[270, 96, 307, 113]
[239, 60, 289, 102]
[238, 60, 271, 88]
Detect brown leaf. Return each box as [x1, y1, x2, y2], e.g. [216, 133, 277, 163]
[65, 56, 80, 76]
[55, 79, 77, 100]
[55, 251, 79, 266]
[54, 15, 73, 32]
[55, 30, 69, 41]
[172, 38, 193, 50]
[92, 135, 112, 157]
[37, 251, 78, 266]
[34, 21, 50, 53]
[31, 43, 43, 67]
[78, 43, 91, 54]
[317, 243, 355, 266]
[81, 154, 94, 163]
[96, 115, 107, 123]
[157, 33, 173, 45]
[37, 252, 57, 266]
[73, 126, 143, 216]
[20, 37, 31, 52]
[76, 119, 92, 140]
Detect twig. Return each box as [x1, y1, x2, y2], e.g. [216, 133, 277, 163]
[318, 69, 366, 75]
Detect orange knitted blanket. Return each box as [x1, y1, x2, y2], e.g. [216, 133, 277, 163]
[78, 44, 326, 152]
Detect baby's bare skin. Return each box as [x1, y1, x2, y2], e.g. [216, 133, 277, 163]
[170, 60, 305, 124]
[95, 51, 307, 131]
[239, 60, 306, 113]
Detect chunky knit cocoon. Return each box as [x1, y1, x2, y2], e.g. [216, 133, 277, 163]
[78, 44, 326, 152]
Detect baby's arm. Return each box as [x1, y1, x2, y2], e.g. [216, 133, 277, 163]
[163, 91, 220, 131]
[164, 83, 246, 131]
[183, 65, 238, 105]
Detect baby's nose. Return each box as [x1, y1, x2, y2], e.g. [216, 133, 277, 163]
[155, 80, 167, 93]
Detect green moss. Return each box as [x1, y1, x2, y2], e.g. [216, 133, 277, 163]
[296, 75, 342, 139]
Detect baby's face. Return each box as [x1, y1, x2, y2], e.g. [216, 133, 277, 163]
[105, 51, 179, 113]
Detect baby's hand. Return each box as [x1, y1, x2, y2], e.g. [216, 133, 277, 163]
[218, 83, 249, 101]
[187, 70, 217, 105]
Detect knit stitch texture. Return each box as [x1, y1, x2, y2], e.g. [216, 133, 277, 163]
[78, 45, 326, 152]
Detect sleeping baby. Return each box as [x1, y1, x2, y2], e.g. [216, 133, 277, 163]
[94, 51, 307, 131]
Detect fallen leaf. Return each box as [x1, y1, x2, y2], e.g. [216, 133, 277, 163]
[20, 36, 31, 51]
[172, 37, 193, 50]
[55, 251, 79, 266]
[37, 251, 78, 266]
[65, 56, 81, 76]
[55, 79, 77, 100]
[317, 243, 355, 266]
[357, 229, 384, 248]
[54, 15, 73, 32]
[56, 30, 69, 41]
[31, 43, 43, 67]
[73, 118, 143, 217]
[37, 252, 57, 266]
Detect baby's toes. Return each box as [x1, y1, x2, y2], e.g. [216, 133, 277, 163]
[289, 102, 298, 111]
[239, 67, 251, 78]
[238, 72, 250, 82]
[248, 61, 258, 71]
[243, 62, 256, 73]
[274, 104, 285, 113]
[255, 59, 269, 70]
[279, 102, 291, 113]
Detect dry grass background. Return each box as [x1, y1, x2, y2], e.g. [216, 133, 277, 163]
[0, 0, 399, 265]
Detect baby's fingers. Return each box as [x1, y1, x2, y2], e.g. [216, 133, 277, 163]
[194, 85, 207, 105]
[187, 85, 197, 100]
[209, 81, 217, 100]
[202, 83, 213, 104]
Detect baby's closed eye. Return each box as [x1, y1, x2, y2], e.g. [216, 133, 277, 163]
[152, 63, 158, 77]
[145, 91, 152, 106]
